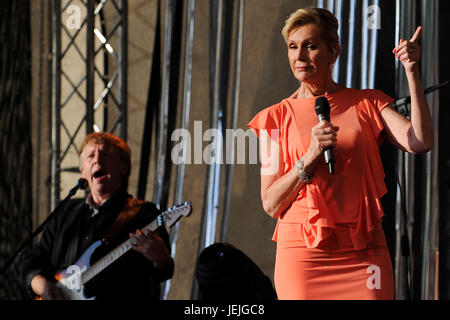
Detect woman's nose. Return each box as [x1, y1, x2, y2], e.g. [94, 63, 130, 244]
[298, 48, 307, 61]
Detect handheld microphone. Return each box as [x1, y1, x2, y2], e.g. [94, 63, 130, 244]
[314, 96, 335, 174]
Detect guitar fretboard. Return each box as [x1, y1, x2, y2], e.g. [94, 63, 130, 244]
[81, 219, 160, 284]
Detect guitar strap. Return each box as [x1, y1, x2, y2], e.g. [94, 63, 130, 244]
[103, 197, 146, 244]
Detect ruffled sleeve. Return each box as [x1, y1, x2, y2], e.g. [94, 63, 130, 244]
[247, 104, 282, 143]
[371, 89, 394, 113]
[360, 89, 395, 145]
[248, 104, 285, 178]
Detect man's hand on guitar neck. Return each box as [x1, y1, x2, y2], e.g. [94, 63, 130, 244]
[129, 228, 173, 271]
[31, 274, 66, 300]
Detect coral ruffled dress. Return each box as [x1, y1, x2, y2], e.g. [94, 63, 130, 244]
[248, 88, 395, 299]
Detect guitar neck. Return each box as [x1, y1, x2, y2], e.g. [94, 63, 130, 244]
[81, 218, 160, 284]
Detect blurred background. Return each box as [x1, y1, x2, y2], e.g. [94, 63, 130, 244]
[0, 0, 449, 300]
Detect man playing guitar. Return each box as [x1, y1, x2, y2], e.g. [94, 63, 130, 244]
[20, 132, 174, 300]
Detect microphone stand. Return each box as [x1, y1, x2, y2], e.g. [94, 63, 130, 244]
[393, 79, 450, 116]
[0, 178, 88, 275]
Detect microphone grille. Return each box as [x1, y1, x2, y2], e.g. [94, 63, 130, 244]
[78, 178, 88, 190]
[315, 96, 330, 116]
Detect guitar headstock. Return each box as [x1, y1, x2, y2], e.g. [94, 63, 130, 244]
[160, 201, 192, 228]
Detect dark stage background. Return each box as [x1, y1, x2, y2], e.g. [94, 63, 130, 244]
[0, 0, 33, 299]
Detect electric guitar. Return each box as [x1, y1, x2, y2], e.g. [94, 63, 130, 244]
[44, 201, 192, 300]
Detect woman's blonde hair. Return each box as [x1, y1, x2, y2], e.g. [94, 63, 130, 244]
[282, 7, 339, 51]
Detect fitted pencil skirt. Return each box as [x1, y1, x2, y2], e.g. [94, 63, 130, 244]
[274, 223, 394, 300]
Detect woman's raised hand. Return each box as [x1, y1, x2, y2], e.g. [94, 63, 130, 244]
[393, 26, 422, 74]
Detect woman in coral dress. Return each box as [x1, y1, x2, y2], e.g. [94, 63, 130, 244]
[248, 7, 433, 299]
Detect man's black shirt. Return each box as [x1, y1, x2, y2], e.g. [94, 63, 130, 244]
[19, 188, 173, 300]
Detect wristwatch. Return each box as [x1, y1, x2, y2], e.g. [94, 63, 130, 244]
[296, 158, 312, 183]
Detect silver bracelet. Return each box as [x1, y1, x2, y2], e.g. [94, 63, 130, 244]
[296, 158, 312, 183]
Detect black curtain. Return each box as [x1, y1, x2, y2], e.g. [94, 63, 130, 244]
[0, 0, 33, 299]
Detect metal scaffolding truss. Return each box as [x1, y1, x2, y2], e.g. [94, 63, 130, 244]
[51, 0, 127, 207]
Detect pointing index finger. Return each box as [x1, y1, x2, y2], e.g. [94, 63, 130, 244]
[410, 26, 422, 43]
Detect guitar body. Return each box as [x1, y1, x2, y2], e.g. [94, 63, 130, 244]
[36, 201, 191, 300]
[54, 240, 102, 300]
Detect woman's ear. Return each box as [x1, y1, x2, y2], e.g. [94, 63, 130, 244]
[329, 43, 341, 64]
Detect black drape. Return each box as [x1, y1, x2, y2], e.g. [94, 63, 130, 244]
[0, 0, 33, 299]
